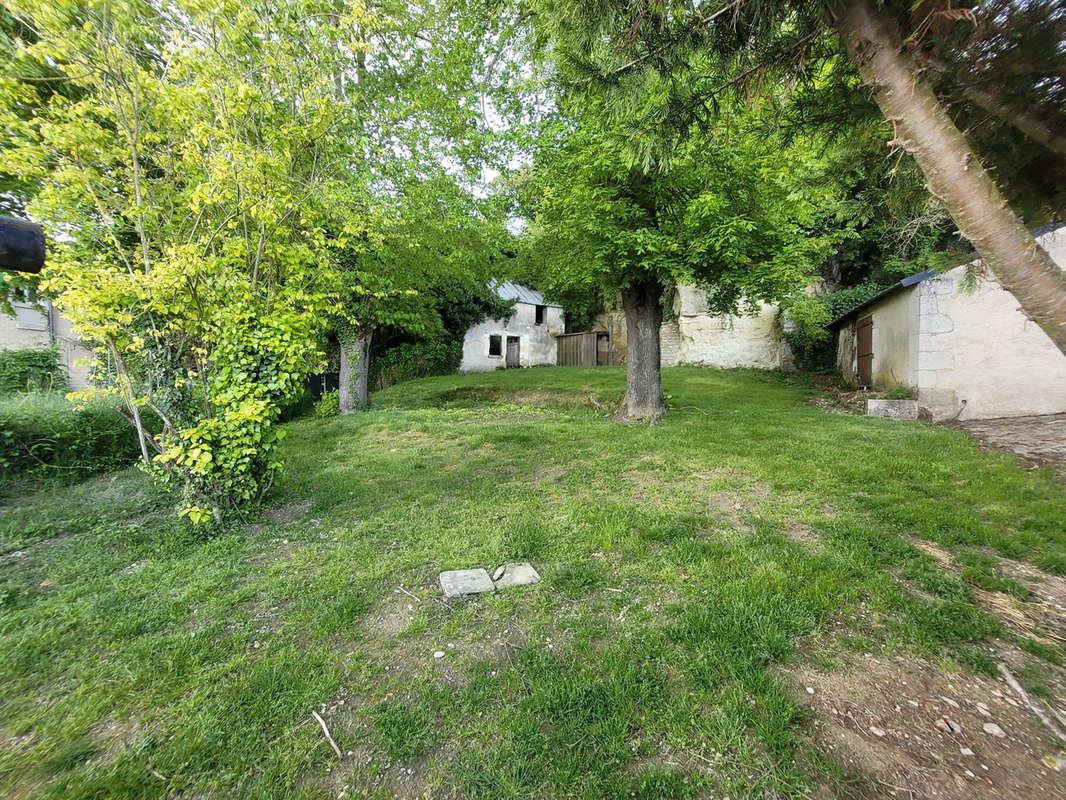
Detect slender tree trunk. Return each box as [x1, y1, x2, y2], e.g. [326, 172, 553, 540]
[615, 278, 666, 422]
[917, 55, 1066, 159]
[338, 329, 373, 414]
[835, 0, 1066, 355]
[960, 85, 1066, 160]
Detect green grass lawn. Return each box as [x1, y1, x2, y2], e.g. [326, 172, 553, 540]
[2, 367, 1065, 799]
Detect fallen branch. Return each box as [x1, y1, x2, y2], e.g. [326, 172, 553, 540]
[311, 710, 343, 759]
[998, 663, 1066, 747]
[395, 585, 420, 602]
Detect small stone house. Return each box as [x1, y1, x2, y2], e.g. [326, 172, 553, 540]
[0, 293, 94, 390]
[829, 225, 1066, 421]
[459, 281, 564, 372]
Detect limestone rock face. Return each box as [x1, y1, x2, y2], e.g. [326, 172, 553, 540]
[674, 287, 782, 369]
[592, 286, 784, 370]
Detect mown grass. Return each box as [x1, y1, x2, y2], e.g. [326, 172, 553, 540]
[1, 366, 1064, 798]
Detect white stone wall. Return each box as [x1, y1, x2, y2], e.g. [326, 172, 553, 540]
[592, 287, 784, 369]
[459, 302, 563, 372]
[674, 286, 783, 369]
[838, 226, 1066, 420]
[915, 256, 1066, 420]
[0, 305, 95, 390]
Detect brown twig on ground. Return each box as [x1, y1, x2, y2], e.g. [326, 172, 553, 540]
[311, 710, 343, 759]
[998, 663, 1066, 748]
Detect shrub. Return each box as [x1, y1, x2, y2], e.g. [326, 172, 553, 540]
[782, 283, 887, 370]
[372, 340, 461, 389]
[0, 348, 67, 395]
[781, 297, 832, 370]
[313, 390, 339, 418]
[0, 393, 152, 488]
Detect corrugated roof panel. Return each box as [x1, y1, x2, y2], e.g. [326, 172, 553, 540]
[490, 280, 562, 307]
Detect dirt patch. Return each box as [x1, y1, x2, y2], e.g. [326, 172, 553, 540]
[438, 387, 602, 409]
[89, 717, 142, 763]
[793, 653, 1066, 799]
[784, 522, 823, 553]
[262, 501, 312, 524]
[952, 414, 1066, 476]
[909, 540, 1066, 644]
[689, 471, 770, 530]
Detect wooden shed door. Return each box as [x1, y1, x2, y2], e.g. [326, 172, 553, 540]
[856, 316, 873, 387]
[505, 336, 520, 368]
[596, 333, 610, 365]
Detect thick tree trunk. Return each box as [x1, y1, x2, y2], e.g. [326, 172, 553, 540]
[835, 0, 1066, 356]
[338, 329, 373, 414]
[615, 279, 666, 422]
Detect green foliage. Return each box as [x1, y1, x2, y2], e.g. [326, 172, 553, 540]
[781, 283, 885, 370]
[1, 0, 368, 521]
[519, 107, 838, 320]
[0, 347, 65, 394]
[313, 390, 339, 419]
[372, 340, 461, 390]
[780, 298, 832, 370]
[0, 393, 150, 487]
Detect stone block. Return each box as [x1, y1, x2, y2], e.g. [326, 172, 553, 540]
[866, 399, 919, 420]
[922, 314, 954, 333]
[492, 562, 541, 589]
[919, 294, 939, 315]
[439, 568, 495, 598]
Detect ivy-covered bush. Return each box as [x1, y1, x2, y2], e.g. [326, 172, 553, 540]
[0, 393, 153, 487]
[313, 390, 339, 418]
[372, 341, 462, 390]
[782, 283, 887, 370]
[0, 348, 67, 395]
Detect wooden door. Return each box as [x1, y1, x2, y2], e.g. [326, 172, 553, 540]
[856, 316, 873, 387]
[505, 336, 520, 368]
[596, 333, 610, 365]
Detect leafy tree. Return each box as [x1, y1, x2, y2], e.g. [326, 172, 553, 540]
[522, 113, 835, 420]
[533, 0, 1066, 356]
[332, 174, 513, 411]
[0, 0, 367, 522]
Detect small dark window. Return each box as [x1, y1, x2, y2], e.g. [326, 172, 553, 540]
[535, 304, 546, 325]
[488, 334, 502, 356]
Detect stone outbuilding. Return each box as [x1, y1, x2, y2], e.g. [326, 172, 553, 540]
[829, 225, 1066, 421]
[459, 281, 564, 372]
[0, 293, 94, 390]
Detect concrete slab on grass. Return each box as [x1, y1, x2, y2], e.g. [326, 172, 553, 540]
[440, 568, 495, 598]
[866, 399, 918, 420]
[492, 562, 541, 589]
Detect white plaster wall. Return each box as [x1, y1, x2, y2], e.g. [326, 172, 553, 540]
[0, 306, 95, 390]
[868, 288, 920, 388]
[916, 253, 1066, 420]
[674, 286, 782, 369]
[459, 302, 563, 372]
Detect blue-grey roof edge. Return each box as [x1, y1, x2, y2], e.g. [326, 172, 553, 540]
[826, 222, 1065, 330]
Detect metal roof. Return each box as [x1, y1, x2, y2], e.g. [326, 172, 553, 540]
[490, 280, 562, 308]
[827, 223, 1066, 330]
[826, 270, 936, 330]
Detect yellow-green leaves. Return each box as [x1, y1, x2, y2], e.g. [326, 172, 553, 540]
[3, 0, 369, 522]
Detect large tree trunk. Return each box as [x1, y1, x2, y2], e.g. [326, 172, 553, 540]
[835, 0, 1066, 356]
[616, 278, 666, 422]
[338, 329, 373, 414]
